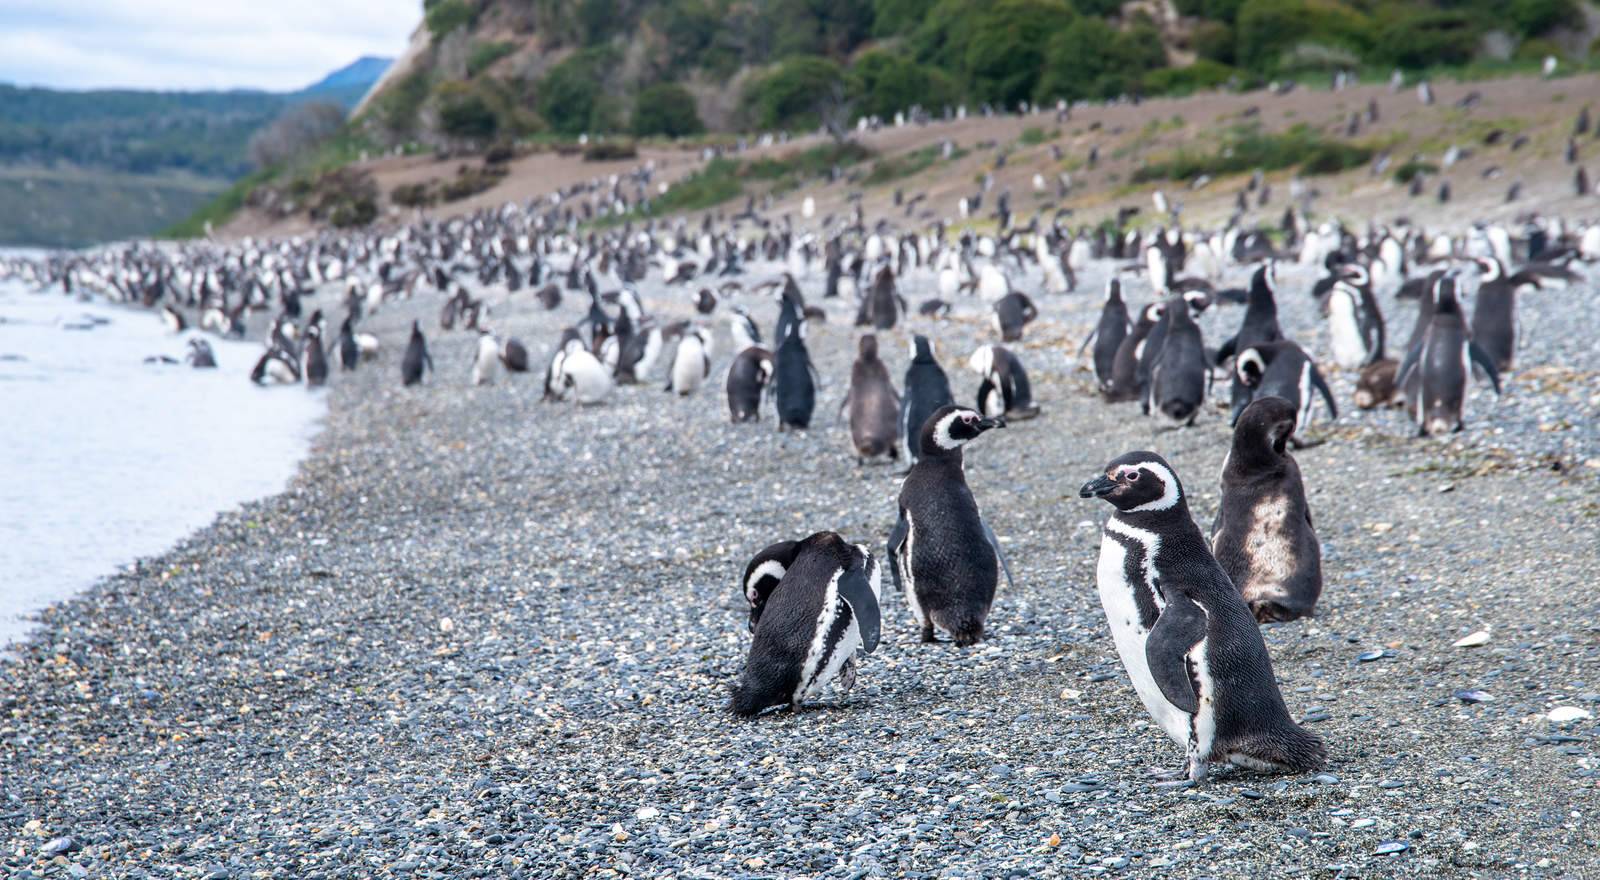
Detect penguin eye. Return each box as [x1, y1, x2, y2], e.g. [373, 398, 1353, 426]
[1125, 470, 1141, 482]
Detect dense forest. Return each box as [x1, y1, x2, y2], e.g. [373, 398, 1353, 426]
[365, 0, 1593, 144]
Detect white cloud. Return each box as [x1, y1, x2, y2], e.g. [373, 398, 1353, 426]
[0, 0, 418, 91]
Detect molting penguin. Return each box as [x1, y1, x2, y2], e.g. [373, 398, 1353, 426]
[992, 291, 1037, 342]
[1147, 298, 1208, 424]
[667, 325, 713, 395]
[1354, 358, 1403, 409]
[844, 334, 901, 462]
[1079, 452, 1326, 783]
[855, 265, 905, 330]
[401, 321, 433, 386]
[1231, 341, 1337, 435]
[968, 344, 1040, 421]
[729, 533, 881, 716]
[773, 317, 817, 431]
[901, 335, 956, 466]
[1399, 276, 1502, 436]
[887, 406, 1013, 646]
[473, 331, 501, 385]
[1211, 397, 1323, 623]
[726, 346, 775, 422]
[1080, 278, 1130, 393]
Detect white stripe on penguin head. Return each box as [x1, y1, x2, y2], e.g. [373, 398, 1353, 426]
[1121, 461, 1182, 512]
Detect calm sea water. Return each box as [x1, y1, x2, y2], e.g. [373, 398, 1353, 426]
[0, 279, 325, 648]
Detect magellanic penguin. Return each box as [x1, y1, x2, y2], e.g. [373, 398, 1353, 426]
[855, 265, 905, 330]
[1080, 278, 1130, 394]
[992, 291, 1037, 342]
[338, 316, 360, 371]
[1216, 263, 1284, 414]
[1354, 357, 1403, 409]
[968, 344, 1040, 421]
[550, 340, 614, 405]
[1147, 298, 1208, 424]
[843, 334, 901, 462]
[729, 532, 882, 716]
[667, 325, 713, 396]
[901, 335, 956, 466]
[1079, 452, 1326, 783]
[1105, 302, 1164, 403]
[401, 321, 433, 387]
[1399, 276, 1502, 436]
[774, 316, 817, 430]
[501, 337, 531, 373]
[887, 406, 1014, 646]
[726, 346, 775, 423]
[303, 325, 329, 388]
[1468, 256, 1530, 373]
[1211, 397, 1323, 623]
[1232, 341, 1337, 436]
[473, 330, 501, 386]
[185, 338, 217, 369]
[1325, 279, 1385, 370]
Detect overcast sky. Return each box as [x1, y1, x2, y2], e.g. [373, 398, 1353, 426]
[0, 1, 418, 91]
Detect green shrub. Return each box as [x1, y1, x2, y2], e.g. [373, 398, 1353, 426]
[1510, 0, 1580, 37]
[425, 0, 475, 41]
[435, 82, 498, 140]
[1038, 17, 1167, 101]
[1392, 160, 1437, 184]
[742, 55, 846, 130]
[1370, 10, 1480, 70]
[466, 41, 516, 77]
[1133, 124, 1372, 182]
[583, 140, 639, 161]
[1514, 38, 1563, 63]
[962, 0, 1078, 106]
[1192, 21, 1236, 65]
[744, 141, 873, 181]
[632, 83, 705, 138]
[650, 157, 744, 215]
[373, 69, 431, 135]
[538, 49, 616, 135]
[391, 182, 436, 207]
[848, 49, 955, 119]
[1142, 60, 1236, 96]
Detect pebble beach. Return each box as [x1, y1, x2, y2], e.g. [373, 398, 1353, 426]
[3, 256, 1598, 879]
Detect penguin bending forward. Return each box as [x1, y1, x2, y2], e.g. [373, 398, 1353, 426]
[1211, 397, 1323, 622]
[888, 406, 1014, 646]
[729, 532, 882, 716]
[1079, 451, 1326, 783]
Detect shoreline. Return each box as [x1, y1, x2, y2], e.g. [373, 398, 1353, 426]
[2, 256, 1597, 877]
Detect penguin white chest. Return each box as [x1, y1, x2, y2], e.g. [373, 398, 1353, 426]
[1096, 526, 1191, 748]
[1327, 296, 1365, 369]
[671, 340, 706, 393]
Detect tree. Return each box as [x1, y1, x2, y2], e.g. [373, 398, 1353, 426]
[436, 82, 498, 140]
[632, 83, 704, 137]
[742, 55, 847, 129]
[538, 49, 614, 135]
[962, 0, 1077, 107]
[849, 49, 953, 119]
[1037, 18, 1166, 102]
[247, 101, 346, 169]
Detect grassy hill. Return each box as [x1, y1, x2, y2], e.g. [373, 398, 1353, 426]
[0, 57, 391, 249]
[353, 0, 1596, 148]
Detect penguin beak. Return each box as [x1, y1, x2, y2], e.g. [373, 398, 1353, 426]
[1079, 474, 1117, 499]
[977, 417, 1005, 431]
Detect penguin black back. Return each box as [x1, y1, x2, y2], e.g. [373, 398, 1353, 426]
[773, 320, 816, 430]
[900, 335, 955, 464]
[401, 320, 432, 386]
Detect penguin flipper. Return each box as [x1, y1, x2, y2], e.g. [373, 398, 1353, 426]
[1076, 328, 1097, 359]
[886, 512, 908, 598]
[980, 519, 1015, 591]
[1214, 336, 1237, 366]
[836, 567, 881, 653]
[1395, 344, 1422, 392]
[1145, 597, 1205, 716]
[1468, 341, 1502, 394]
[1310, 364, 1338, 420]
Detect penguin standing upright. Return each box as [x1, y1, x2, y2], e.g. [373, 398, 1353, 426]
[401, 321, 432, 386]
[729, 532, 881, 716]
[992, 291, 1037, 342]
[1105, 302, 1164, 402]
[726, 346, 775, 422]
[501, 337, 530, 373]
[1231, 341, 1337, 433]
[1399, 276, 1501, 436]
[773, 318, 817, 430]
[1079, 452, 1326, 783]
[1211, 397, 1323, 623]
[968, 344, 1040, 420]
[1468, 256, 1526, 373]
[1147, 298, 1207, 424]
[887, 406, 1013, 646]
[844, 334, 901, 462]
[1080, 278, 1130, 393]
[302, 325, 329, 388]
[667, 325, 713, 395]
[1325, 279, 1384, 369]
[338, 316, 360, 371]
[473, 331, 501, 386]
[900, 335, 956, 466]
[855, 265, 905, 330]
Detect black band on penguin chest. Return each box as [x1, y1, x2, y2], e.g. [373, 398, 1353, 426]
[1106, 529, 1162, 629]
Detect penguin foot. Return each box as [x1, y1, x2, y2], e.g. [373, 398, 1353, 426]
[920, 625, 937, 644]
[1187, 756, 1210, 786]
[836, 657, 858, 694]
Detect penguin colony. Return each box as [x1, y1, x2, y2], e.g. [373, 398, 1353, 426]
[6, 90, 1598, 788]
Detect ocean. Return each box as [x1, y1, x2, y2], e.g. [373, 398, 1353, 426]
[0, 277, 324, 648]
